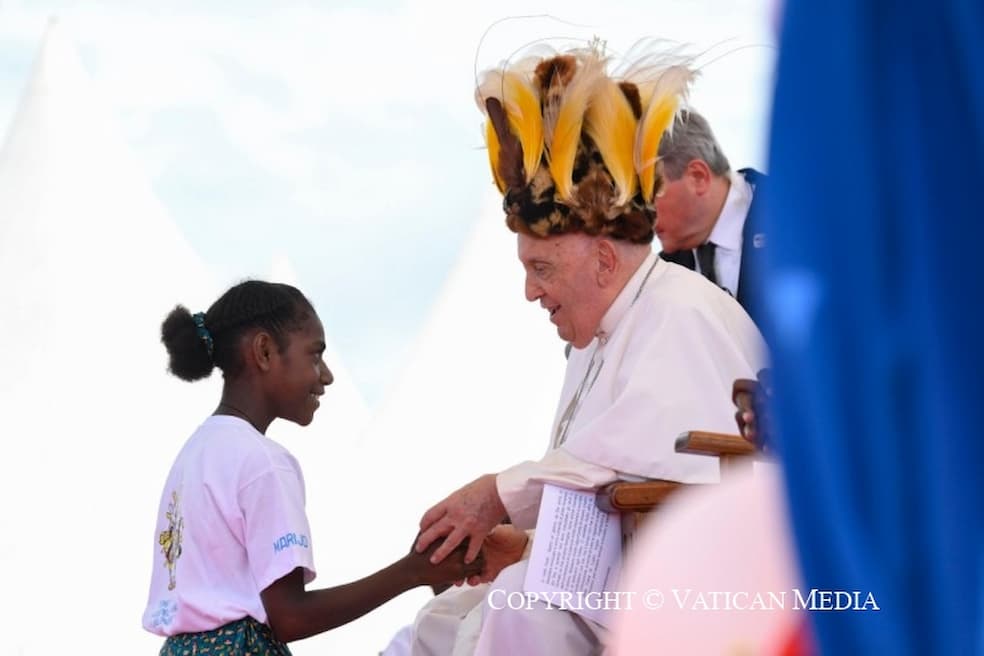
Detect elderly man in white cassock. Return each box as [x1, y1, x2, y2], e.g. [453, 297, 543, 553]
[410, 42, 767, 655]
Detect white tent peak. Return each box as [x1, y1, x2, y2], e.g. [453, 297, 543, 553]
[263, 252, 372, 447]
[369, 188, 567, 460]
[1, 16, 87, 150]
[0, 21, 376, 653]
[310, 190, 569, 654]
[0, 21, 219, 654]
[0, 18, 216, 317]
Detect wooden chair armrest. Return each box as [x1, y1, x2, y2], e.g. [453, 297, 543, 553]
[594, 432, 757, 515]
[675, 430, 756, 457]
[595, 480, 687, 513]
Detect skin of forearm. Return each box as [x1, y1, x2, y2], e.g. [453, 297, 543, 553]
[265, 558, 420, 642]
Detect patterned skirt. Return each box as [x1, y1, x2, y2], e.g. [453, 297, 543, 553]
[159, 616, 292, 655]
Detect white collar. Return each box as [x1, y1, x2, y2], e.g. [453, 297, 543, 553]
[707, 170, 753, 252]
[597, 251, 659, 340]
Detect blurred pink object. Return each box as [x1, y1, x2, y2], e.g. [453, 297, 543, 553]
[610, 464, 806, 654]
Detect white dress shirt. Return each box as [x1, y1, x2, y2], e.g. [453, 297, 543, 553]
[704, 169, 754, 297]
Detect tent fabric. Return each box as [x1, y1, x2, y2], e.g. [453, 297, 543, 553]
[0, 21, 369, 655]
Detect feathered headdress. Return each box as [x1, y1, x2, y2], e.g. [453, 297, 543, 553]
[476, 41, 695, 243]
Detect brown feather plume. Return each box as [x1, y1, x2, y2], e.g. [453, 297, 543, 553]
[534, 55, 577, 149]
[484, 97, 525, 191]
[618, 82, 643, 119]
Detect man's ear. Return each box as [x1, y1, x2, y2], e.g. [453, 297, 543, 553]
[596, 239, 618, 287]
[250, 331, 276, 372]
[686, 159, 712, 195]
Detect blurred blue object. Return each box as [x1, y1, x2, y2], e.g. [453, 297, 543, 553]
[762, 1, 984, 654]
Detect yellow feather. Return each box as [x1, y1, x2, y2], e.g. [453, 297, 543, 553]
[502, 72, 544, 185]
[635, 65, 694, 204]
[585, 78, 639, 206]
[547, 55, 605, 202]
[636, 94, 678, 203]
[485, 120, 506, 193]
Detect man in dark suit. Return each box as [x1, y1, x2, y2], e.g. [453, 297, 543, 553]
[655, 109, 767, 326]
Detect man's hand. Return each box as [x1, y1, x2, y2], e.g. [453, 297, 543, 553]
[732, 378, 760, 443]
[416, 474, 506, 565]
[733, 368, 774, 449]
[467, 524, 529, 586]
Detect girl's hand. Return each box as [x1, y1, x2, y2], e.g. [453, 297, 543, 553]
[406, 536, 485, 587]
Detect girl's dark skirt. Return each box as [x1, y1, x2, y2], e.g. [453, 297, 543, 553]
[159, 616, 291, 655]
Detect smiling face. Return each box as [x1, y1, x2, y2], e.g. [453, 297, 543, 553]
[268, 313, 333, 427]
[518, 232, 610, 349]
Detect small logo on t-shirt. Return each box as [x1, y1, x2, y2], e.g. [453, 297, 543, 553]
[150, 599, 178, 628]
[158, 490, 184, 590]
[273, 532, 309, 553]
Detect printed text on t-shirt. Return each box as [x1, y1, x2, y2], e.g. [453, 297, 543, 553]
[273, 532, 309, 553]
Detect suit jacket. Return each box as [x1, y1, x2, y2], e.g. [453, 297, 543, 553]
[735, 168, 767, 327]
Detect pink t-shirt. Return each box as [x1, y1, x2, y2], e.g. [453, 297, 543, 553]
[143, 415, 316, 636]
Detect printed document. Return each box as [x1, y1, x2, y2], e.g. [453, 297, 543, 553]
[523, 483, 623, 626]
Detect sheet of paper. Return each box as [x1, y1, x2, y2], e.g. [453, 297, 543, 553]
[522, 483, 623, 627]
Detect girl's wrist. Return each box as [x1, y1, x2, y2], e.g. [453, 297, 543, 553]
[394, 554, 422, 590]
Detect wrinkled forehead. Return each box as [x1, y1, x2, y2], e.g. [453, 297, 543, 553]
[517, 231, 593, 265]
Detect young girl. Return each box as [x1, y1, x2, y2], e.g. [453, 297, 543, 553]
[142, 280, 479, 654]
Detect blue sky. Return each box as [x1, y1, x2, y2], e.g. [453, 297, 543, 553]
[0, 0, 777, 405]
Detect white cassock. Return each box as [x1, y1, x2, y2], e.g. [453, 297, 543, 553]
[412, 251, 767, 656]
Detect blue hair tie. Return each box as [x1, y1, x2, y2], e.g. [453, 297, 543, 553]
[192, 312, 214, 358]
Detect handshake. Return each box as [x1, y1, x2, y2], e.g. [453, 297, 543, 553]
[405, 524, 530, 590]
[404, 534, 483, 589]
